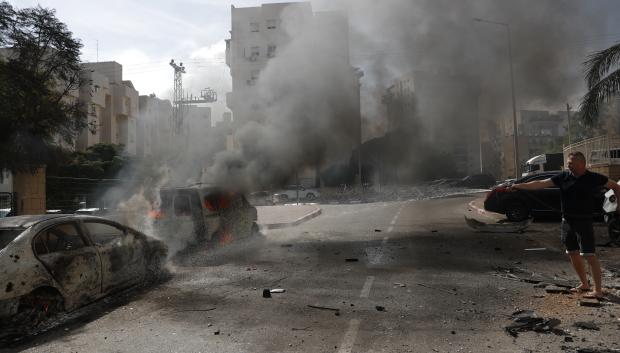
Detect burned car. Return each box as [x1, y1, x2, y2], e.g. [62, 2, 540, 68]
[0, 214, 167, 328]
[155, 186, 259, 244]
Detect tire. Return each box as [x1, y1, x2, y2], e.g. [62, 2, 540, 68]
[147, 254, 165, 282]
[251, 222, 261, 236]
[306, 193, 316, 201]
[608, 217, 620, 244]
[14, 289, 63, 327]
[505, 202, 529, 222]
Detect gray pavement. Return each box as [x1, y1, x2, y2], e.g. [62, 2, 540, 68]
[3, 194, 620, 353]
[257, 204, 322, 229]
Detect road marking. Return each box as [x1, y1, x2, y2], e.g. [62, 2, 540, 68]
[359, 276, 375, 298]
[337, 319, 361, 353]
[387, 225, 394, 233]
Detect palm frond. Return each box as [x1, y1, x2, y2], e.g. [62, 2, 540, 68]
[584, 42, 620, 89]
[579, 68, 620, 125]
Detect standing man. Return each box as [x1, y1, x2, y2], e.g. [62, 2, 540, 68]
[509, 151, 620, 298]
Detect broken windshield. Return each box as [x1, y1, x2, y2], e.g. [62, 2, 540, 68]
[0, 228, 25, 250]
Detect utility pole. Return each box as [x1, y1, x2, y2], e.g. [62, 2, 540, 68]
[170, 59, 186, 135]
[169, 59, 217, 136]
[566, 103, 572, 146]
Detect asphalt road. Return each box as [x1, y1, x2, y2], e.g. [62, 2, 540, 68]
[3, 194, 620, 353]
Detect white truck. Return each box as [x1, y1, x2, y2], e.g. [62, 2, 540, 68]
[522, 153, 564, 177]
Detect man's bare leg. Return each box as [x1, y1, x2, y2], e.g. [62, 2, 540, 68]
[584, 255, 603, 297]
[568, 251, 589, 290]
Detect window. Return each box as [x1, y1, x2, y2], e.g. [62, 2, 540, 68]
[250, 22, 259, 32]
[34, 223, 86, 254]
[173, 194, 192, 217]
[93, 85, 100, 93]
[250, 46, 260, 61]
[267, 45, 276, 58]
[266, 19, 277, 29]
[90, 103, 97, 116]
[84, 222, 125, 246]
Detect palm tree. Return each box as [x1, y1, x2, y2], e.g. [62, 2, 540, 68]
[580, 43, 620, 125]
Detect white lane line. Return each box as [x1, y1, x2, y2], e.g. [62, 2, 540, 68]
[337, 319, 361, 353]
[387, 225, 394, 233]
[359, 276, 375, 298]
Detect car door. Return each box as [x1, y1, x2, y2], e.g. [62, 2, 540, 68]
[82, 221, 146, 293]
[32, 222, 102, 305]
[528, 174, 560, 215]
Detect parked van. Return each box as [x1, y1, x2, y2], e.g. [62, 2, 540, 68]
[155, 185, 258, 244]
[522, 153, 563, 177]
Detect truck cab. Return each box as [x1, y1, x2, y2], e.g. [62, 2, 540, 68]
[522, 153, 563, 177]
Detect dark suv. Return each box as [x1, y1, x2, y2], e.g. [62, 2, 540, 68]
[484, 172, 607, 222]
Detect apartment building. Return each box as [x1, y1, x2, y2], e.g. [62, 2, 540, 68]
[384, 71, 482, 176]
[78, 61, 139, 155]
[138, 94, 173, 158]
[225, 2, 362, 176]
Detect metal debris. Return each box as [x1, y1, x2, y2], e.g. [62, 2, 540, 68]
[574, 321, 600, 331]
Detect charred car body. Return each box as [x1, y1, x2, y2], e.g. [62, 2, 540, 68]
[0, 215, 167, 328]
[155, 186, 259, 244]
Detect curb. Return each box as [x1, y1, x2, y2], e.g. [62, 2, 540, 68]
[260, 207, 322, 230]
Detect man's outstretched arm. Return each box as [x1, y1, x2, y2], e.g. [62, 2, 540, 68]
[510, 178, 555, 191]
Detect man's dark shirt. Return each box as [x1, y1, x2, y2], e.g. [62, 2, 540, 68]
[550, 170, 608, 220]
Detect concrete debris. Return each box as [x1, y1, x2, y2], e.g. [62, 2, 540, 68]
[270, 289, 286, 294]
[262, 289, 272, 298]
[578, 299, 601, 307]
[524, 248, 547, 251]
[576, 349, 620, 353]
[374, 229, 382, 232]
[545, 286, 570, 294]
[393, 283, 406, 287]
[465, 216, 530, 233]
[504, 310, 562, 337]
[573, 321, 600, 331]
[375, 306, 386, 311]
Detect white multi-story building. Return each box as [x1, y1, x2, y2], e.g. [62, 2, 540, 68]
[225, 2, 362, 179]
[138, 94, 173, 158]
[78, 61, 139, 155]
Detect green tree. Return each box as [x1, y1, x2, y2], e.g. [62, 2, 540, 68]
[580, 42, 620, 125]
[0, 2, 86, 172]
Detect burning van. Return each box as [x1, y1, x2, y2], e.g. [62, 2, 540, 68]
[154, 186, 259, 245]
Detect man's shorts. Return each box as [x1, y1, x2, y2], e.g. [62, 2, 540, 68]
[561, 219, 596, 256]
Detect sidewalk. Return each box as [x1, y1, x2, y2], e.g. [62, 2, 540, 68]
[257, 204, 322, 229]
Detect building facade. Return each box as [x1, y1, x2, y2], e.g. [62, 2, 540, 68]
[78, 62, 139, 155]
[138, 94, 173, 158]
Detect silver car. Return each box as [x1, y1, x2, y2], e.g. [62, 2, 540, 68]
[0, 214, 167, 328]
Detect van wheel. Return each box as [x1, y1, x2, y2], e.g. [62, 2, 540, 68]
[505, 202, 529, 222]
[251, 222, 261, 236]
[609, 218, 620, 244]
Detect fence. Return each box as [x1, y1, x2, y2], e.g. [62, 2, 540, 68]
[46, 176, 124, 212]
[563, 135, 620, 166]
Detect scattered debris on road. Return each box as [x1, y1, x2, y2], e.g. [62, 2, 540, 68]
[375, 229, 382, 232]
[393, 283, 406, 288]
[417, 283, 458, 295]
[504, 310, 563, 337]
[545, 286, 570, 294]
[307, 305, 339, 312]
[262, 289, 272, 298]
[375, 305, 386, 311]
[270, 289, 286, 294]
[465, 216, 530, 233]
[578, 299, 601, 307]
[345, 258, 359, 262]
[524, 248, 547, 251]
[574, 321, 600, 331]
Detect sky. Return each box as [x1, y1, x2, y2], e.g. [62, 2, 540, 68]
[10, 0, 620, 126]
[13, 0, 307, 122]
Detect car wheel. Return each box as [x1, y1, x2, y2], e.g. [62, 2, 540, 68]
[505, 202, 529, 222]
[147, 254, 166, 282]
[306, 193, 316, 201]
[251, 222, 261, 236]
[14, 288, 63, 327]
[608, 217, 620, 244]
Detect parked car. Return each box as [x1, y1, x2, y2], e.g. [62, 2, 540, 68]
[272, 185, 320, 202]
[0, 214, 167, 329]
[247, 191, 273, 206]
[484, 171, 607, 222]
[603, 181, 620, 244]
[156, 185, 258, 244]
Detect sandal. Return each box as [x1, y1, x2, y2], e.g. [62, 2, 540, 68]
[569, 285, 590, 293]
[583, 291, 604, 299]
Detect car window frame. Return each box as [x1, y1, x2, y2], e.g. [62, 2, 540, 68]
[32, 221, 91, 256]
[81, 220, 127, 247]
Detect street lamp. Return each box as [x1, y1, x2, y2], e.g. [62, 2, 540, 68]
[473, 18, 520, 178]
